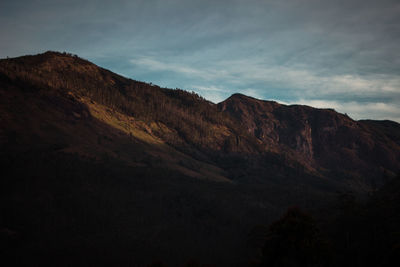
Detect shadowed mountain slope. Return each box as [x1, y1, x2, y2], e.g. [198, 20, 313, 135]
[219, 93, 400, 187]
[1, 51, 398, 186]
[0, 51, 399, 266]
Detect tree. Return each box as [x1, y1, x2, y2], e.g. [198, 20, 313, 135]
[260, 207, 331, 267]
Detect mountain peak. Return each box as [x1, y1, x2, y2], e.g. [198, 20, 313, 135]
[226, 93, 277, 104]
[0, 51, 93, 71]
[219, 92, 281, 114]
[228, 93, 250, 99]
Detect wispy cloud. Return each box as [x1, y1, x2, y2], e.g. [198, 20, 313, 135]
[294, 99, 400, 122]
[129, 55, 400, 122]
[131, 56, 400, 98]
[191, 85, 229, 103]
[131, 58, 217, 80]
[1, 0, 399, 121]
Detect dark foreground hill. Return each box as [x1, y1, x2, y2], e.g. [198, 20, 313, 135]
[0, 51, 399, 266]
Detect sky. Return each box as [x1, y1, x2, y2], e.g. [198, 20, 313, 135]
[1, 0, 399, 122]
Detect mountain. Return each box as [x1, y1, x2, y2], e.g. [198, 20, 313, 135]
[219, 93, 400, 187]
[0, 51, 399, 266]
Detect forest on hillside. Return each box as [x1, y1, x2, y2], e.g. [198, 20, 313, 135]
[1, 52, 399, 266]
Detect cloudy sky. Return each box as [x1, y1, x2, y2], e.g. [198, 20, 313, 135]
[1, 0, 399, 121]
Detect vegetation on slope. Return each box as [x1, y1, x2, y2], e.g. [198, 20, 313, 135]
[1, 51, 399, 266]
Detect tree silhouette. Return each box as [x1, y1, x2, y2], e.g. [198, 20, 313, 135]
[260, 207, 331, 267]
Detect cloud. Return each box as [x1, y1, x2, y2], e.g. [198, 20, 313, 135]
[131, 58, 216, 80]
[191, 85, 229, 103]
[131, 56, 400, 98]
[294, 99, 400, 122]
[1, 0, 399, 121]
[129, 55, 400, 122]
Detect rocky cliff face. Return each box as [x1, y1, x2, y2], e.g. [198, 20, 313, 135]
[218, 93, 400, 184]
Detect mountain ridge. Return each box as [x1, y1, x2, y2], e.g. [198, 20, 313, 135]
[1, 51, 400, 266]
[1, 51, 399, 187]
